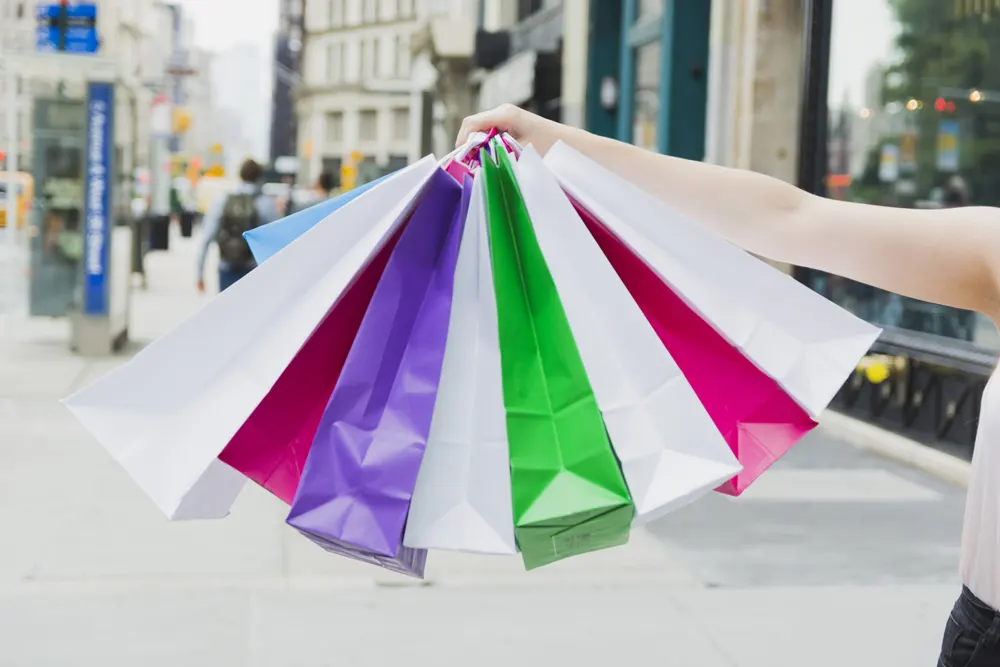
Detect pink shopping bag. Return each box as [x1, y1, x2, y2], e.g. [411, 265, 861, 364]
[445, 160, 473, 183]
[575, 202, 818, 495]
[218, 227, 405, 504]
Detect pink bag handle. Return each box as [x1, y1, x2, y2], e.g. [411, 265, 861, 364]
[445, 129, 521, 170]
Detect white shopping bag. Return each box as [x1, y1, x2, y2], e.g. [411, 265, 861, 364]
[514, 148, 742, 520]
[403, 176, 517, 554]
[544, 142, 881, 418]
[63, 158, 438, 520]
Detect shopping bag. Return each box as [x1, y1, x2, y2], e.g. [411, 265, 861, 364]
[544, 142, 881, 418]
[62, 157, 439, 519]
[576, 201, 818, 495]
[218, 228, 404, 504]
[245, 173, 392, 264]
[402, 176, 517, 555]
[287, 168, 466, 577]
[445, 160, 473, 183]
[221, 173, 405, 504]
[482, 145, 634, 570]
[513, 147, 742, 519]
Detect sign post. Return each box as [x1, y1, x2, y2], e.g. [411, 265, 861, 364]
[82, 81, 112, 317]
[70, 77, 131, 355]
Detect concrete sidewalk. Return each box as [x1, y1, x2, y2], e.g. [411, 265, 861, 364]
[0, 230, 962, 666]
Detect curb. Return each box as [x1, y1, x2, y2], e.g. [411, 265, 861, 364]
[819, 410, 971, 488]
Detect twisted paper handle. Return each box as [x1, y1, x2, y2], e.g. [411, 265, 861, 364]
[440, 129, 522, 169]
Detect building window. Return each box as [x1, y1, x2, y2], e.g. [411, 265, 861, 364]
[330, 0, 344, 26]
[357, 38, 368, 80]
[327, 42, 343, 83]
[363, 0, 377, 23]
[801, 0, 1000, 349]
[380, 0, 397, 21]
[399, 0, 414, 18]
[16, 2, 25, 19]
[346, 0, 360, 25]
[391, 107, 409, 141]
[395, 35, 409, 77]
[636, 0, 662, 23]
[375, 36, 387, 78]
[516, 0, 542, 22]
[325, 111, 344, 143]
[359, 109, 378, 142]
[362, 38, 374, 78]
[631, 40, 660, 152]
[387, 155, 408, 172]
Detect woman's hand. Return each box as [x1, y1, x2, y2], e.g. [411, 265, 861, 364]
[455, 104, 568, 154]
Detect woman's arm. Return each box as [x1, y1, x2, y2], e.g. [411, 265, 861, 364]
[458, 105, 1000, 319]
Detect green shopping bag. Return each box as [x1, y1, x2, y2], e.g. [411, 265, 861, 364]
[481, 144, 635, 570]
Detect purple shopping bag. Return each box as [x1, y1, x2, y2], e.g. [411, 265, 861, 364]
[286, 169, 469, 578]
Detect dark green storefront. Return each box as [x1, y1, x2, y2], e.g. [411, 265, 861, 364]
[584, 0, 712, 161]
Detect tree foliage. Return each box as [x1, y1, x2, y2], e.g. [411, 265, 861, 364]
[871, 0, 1000, 203]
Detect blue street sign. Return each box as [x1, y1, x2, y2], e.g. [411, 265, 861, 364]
[83, 81, 114, 316]
[36, 3, 99, 54]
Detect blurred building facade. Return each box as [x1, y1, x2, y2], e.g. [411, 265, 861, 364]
[299, 0, 429, 184]
[0, 1, 217, 186]
[472, 0, 563, 127]
[270, 0, 305, 165]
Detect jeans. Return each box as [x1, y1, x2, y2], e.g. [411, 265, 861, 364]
[938, 586, 1000, 666]
[218, 264, 253, 292]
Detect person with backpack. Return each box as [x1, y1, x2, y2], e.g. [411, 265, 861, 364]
[196, 159, 280, 293]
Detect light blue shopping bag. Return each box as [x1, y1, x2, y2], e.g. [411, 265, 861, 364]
[245, 172, 394, 264]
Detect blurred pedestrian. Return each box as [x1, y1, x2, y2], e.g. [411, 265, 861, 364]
[944, 175, 970, 209]
[196, 158, 280, 293]
[316, 171, 336, 199]
[286, 171, 337, 216]
[457, 104, 1000, 666]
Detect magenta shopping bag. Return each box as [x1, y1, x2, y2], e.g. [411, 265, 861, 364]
[576, 203, 818, 495]
[287, 169, 468, 577]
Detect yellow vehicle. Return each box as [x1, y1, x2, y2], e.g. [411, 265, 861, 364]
[0, 172, 34, 229]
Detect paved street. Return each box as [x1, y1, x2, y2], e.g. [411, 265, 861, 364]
[0, 237, 27, 337]
[0, 230, 966, 666]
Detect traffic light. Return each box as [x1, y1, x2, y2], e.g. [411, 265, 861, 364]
[934, 97, 956, 113]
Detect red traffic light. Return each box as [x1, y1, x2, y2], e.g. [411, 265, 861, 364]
[935, 97, 957, 113]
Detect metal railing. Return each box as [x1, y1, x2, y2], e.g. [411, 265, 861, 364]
[835, 326, 997, 458]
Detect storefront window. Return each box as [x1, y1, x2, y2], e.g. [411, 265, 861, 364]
[631, 40, 660, 151]
[636, 0, 663, 23]
[813, 0, 1000, 348]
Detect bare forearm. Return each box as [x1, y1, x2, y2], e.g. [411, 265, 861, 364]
[540, 123, 1000, 316]
[541, 123, 810, 264]
[456, 105, 1000, 317]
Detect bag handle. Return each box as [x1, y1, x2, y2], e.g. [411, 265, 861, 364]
[440, 129, 521, 170]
